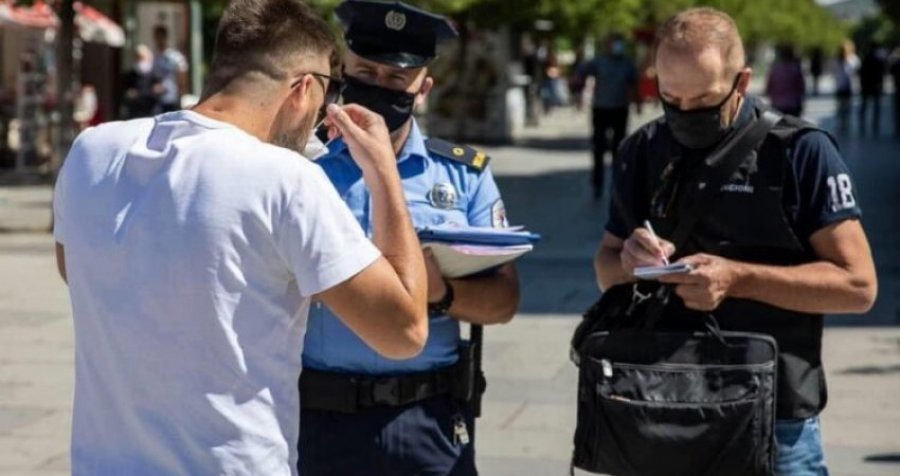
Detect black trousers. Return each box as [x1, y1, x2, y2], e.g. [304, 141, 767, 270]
[859, 93, 882, 134]
[300, 395, 477, 476]
[591, 107, 629, 196]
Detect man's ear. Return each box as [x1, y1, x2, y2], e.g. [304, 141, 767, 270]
[415, 76, 435, 108]
[737, 67, 753, 94]
[291, 75, 316, 110]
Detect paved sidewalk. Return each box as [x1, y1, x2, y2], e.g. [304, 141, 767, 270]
[0, 94, 898, 475]
[0, 187, 52, 233]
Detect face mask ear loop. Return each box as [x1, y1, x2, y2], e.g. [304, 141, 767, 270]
[311, 116, 340, 148]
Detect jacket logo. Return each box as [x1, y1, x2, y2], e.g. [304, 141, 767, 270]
[720, 183, 755, 194]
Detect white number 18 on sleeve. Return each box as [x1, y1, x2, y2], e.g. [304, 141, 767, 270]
[826, 173, 856, 212]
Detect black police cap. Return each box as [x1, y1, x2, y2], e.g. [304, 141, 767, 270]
[335, 0, 458, 69]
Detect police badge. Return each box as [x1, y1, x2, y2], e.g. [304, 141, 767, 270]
[385, 10, 406, 31]
[428, 183, 458, 210]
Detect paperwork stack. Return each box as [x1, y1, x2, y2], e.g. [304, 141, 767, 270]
[417, 225, 540, 278]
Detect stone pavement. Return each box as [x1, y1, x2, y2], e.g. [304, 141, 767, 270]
[0, 93, 898, 475]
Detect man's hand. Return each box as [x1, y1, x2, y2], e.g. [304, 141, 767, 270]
[620, 227, 676, 276]
[424, 249, 448, 303]
[325, 103, 395, 171]
[658, 253, 744, 311]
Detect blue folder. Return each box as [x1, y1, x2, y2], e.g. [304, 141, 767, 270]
[417, 225, 541, 246]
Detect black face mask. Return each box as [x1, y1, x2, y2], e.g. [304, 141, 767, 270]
[340, 75, 417, 132]
[661, 75, 742, 150]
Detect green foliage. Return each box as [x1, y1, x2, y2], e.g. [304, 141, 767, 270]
[853, 14, 900, 50]
[879, 0, 900, 25]
[200, 0, 849, 59]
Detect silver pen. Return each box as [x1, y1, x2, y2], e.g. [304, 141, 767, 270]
[643, 220, 670, 266]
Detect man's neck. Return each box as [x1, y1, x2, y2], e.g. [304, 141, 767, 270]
[390, 119, 413, 156]
[192, 93, 277, 143]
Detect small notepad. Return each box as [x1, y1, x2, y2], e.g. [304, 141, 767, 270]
[634, 263, 694, 280]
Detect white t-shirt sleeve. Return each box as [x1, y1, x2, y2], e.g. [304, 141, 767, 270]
[52, 157, 69, 244]
[276, 165, 381, 297]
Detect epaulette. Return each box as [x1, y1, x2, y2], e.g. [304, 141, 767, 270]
[425, 138, 490, 171]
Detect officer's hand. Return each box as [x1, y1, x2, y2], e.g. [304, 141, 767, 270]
[657, 253, 743, 311]
[325, 103, 395, 170]
[620, 227, 675, 275]
[424, 249, 448, 303]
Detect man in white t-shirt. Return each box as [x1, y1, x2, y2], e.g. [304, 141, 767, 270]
[52, 1, 428, 474]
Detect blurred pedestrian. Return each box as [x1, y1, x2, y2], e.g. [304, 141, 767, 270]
[578, 33, 639, 200]
[52, 0, 429, 473]
[809, 46, 824, 96]
[122, 44, 160, 119]
[151, 25, 189, 113]
[765, 44, 806, 117]
[858, 43, 887, 135]
[831, 40, 859, 134]
[540, 61, 565, 113]
[890, 47, 900, 137]
[73, 83, 98, 130]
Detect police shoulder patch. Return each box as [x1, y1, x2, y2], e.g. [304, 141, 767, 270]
[425, 138, 490, 171]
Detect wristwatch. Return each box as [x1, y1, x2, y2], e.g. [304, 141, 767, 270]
[428, 279, 455, 315]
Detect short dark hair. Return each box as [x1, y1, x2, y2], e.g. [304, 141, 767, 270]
[153, 25, 168, 39]
[203, 0, 336, 96]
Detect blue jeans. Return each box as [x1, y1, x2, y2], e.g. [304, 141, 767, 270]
[775, 417, 830, 476]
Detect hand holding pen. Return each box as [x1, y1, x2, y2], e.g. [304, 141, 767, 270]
[619, 220, 676, 275]
[643, 220, 670, 266]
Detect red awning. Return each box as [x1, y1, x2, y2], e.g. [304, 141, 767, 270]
[74, 1, 124, 47]
[0, 0, 59, 30]
[0, 1, 124, 47]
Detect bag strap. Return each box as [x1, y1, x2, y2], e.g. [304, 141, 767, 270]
[668, 109, 782, 249]
[640, 109, 781, 330]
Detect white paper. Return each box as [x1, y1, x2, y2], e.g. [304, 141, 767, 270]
[634, 263, 694, 280]
[423, 242, 533, 278]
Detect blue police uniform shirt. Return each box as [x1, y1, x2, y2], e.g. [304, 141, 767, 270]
[303, 119, 507, 374]
[606, 96, 863, 241]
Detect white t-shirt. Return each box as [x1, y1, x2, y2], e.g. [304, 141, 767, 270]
[53, 110, 380, 475]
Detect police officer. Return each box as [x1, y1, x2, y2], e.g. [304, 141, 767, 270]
[299, 1, 520, 475]
[594, 8, 877, 475]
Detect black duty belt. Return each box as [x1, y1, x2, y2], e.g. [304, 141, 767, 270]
[300, 365, 461, 414]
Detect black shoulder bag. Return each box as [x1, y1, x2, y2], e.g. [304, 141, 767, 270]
[570, 110, 782, 476]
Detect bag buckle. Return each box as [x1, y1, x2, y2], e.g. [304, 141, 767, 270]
[631, 283, 651, 305]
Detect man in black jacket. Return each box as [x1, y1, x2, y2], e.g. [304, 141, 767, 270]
[594, 8, 877, 475]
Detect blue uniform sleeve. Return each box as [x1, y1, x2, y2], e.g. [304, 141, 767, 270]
[790, 130, 862, 239]
[467, 166, 507, 228]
